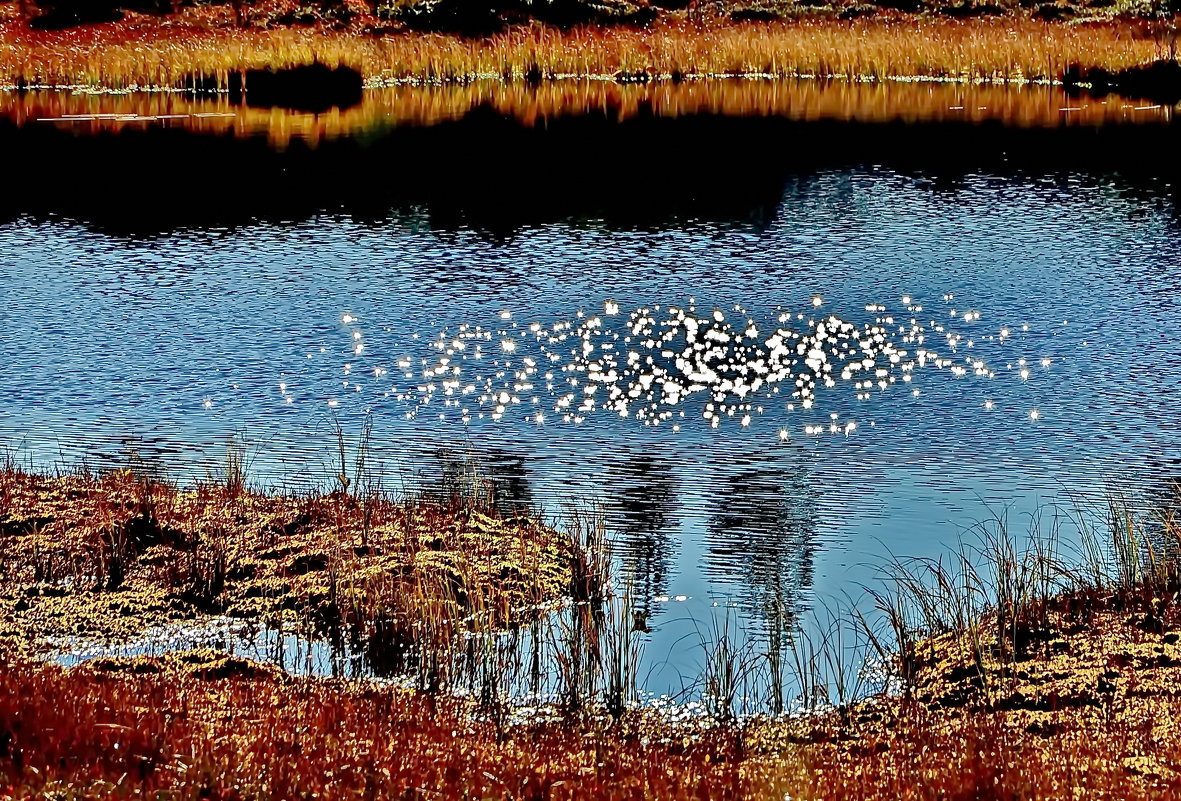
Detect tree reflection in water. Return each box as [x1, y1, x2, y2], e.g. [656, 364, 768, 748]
[599, 447, 680, 624]
[416, 445, 534, 516]
[704, 454, 818, 637]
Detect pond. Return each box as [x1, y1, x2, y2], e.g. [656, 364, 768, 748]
[2, 79, 1180, 704]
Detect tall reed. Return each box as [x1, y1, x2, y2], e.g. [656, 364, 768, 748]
[0, 15, 1163, 88]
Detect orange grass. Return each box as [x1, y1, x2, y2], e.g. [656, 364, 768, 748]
[0, 7, 1168, 88]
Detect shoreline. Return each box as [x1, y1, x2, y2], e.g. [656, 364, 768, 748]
[3, 466, 1180, 798]
[0, 467, 588, 674]
[7, 520, 1181, 798]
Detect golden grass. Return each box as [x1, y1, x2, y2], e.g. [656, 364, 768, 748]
[0, 6, 1168, 89]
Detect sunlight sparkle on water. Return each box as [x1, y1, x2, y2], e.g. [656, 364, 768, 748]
[311, 293, 1055, 441]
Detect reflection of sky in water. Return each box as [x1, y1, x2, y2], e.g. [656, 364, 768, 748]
[2, 168, 1180, 693]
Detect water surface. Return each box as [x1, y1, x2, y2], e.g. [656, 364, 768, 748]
[2, 81, 1180, 700]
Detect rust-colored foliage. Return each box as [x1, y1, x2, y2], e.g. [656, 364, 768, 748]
[0, 656, 759, 800]
[0, 2, 1164, 88]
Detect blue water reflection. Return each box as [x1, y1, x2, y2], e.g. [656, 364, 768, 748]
[2, 166, 1180, 696]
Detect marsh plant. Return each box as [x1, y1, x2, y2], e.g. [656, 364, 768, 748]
[0, 16, 1164, 89]
[851, 489, 1181, 708]
[5, 453, 1180, 723]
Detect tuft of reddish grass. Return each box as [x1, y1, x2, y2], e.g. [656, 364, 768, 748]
[0, 655, 768, 800]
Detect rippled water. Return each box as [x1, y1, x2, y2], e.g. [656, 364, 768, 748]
[2, 85, 1181, 697]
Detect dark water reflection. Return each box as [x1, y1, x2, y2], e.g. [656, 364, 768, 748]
[416, 445, 536, 514]
[602, 448, 680, 614]
[706, 458, 818, 628]
[2, 84, 1181, 694]
[2, 82, 1181, 237]
[2, 80, 1173, 147]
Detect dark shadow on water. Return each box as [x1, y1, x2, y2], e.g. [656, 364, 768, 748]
[704, 455, 819, 634]
[415, 444, 534, 515]
[599, 447, 680, 617]
[5, 108, 1181, 237]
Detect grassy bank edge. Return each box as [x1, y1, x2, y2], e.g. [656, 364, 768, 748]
[0, 13, 1172, 89]
[3, 464, 1181, 797]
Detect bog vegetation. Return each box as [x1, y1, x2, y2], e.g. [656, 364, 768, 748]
[2, 458, 1181, 798]
[0, 0, 1176, 88]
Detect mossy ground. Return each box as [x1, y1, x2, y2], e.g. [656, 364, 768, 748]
[750, 583, 1181, 797]
[0, 468, 570, 656]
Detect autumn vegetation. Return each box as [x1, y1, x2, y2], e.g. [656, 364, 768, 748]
[1, 463, 1181, 799]
[0, 464, 595, 680]
[0, 0, 1177, 89]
